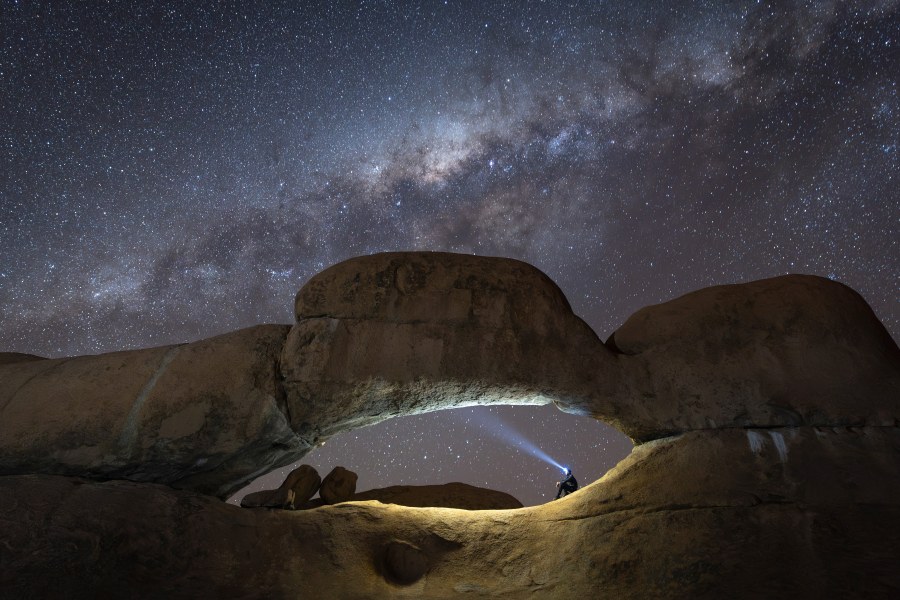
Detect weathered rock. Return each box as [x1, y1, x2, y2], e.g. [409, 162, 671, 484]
[281, 257, 900, 444]
[319, 466, 357, 504]
[0, 253, 618, 498]
[240, 464, 320, 509]
[3, 426, 898, 598]
[352, 482, 523, 510]
[604, 275, 900, 440]
[0, 325, 303, 497]
[280, 252, 616, 442]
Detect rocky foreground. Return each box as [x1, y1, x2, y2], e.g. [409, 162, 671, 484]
[1, 252, 898, 598]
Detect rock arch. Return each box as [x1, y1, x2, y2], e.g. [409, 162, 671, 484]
[1, 252, 898, 498]
[1, 252, 621, 497]
[1, 252, 899, 597]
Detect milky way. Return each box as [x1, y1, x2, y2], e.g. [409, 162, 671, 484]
[2, 1, 898, 506]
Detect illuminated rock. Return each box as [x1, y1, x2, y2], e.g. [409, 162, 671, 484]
[0, 325, 300, 497]
[280, 251, 616, 442]
[280, 255, 900, 444]
[3, 426, 898, 597]
[0, 253, 616, 498]
[606, 275, 900, 440]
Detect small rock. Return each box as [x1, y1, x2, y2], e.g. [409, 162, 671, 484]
[319, 466, 358, 504]
[240, 465, 320, 509]
[239, 489, 276, 508]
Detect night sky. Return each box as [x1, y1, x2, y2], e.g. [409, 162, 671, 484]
[2, 1, 897, 507]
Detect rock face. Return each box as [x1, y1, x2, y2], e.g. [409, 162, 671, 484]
[352, 482, 523, 510]
[239, 464, 321, 509]
[0, 325, 302, 497]
[319, 466, 358, 504]
[0, 252, 898, 597]
[2, 425, 897, 597]
[0, 253, 616, 498]
[605, 275, 900, 440]
[280, 252, 616, 442]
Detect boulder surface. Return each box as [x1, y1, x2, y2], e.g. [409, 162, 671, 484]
[2, 425, 897, 598]
[0, 325, 301, 497]
[605, 275, 900, 440]
[319, 466, 358, 504]
[280, 252, 617, 442]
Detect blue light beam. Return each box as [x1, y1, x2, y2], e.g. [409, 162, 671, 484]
[464, 408, 568, 473]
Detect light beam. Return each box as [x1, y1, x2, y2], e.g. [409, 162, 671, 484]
[463, 407, 568, 473]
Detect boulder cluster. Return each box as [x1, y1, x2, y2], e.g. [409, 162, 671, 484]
[240, 464, 358, 509]
[239, 464, 327, 509]
[0, 251, 898, 598]
[238, 464, 523, 511]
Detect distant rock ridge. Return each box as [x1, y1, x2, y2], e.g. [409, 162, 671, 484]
[240, 465, 522, 510]
[351, 481, 523, 510]
[1, 252, 898, 597]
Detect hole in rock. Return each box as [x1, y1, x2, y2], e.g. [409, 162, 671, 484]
[229, 405, 633, 508]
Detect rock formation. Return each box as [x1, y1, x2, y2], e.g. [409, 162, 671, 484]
[0, 325, 299, 497]
[352, 482, 523, 510]
[239, 464, 321, 509]
[319, 466, 358, 504]
[0, 253, 617, 498]
[0, 251, 898, 598]
[280, 252, 615, 443]
[605, 275, 900, 440]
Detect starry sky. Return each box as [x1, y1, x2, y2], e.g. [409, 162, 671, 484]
[1, 1, 898, 507]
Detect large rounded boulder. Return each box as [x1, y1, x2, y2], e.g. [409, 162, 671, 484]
[605, 275, 900, 440]
[279, 252, 617, 442]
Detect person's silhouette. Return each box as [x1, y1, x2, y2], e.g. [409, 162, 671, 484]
[555, 468, 578, 499]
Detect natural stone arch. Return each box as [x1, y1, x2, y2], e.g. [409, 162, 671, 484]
[0, 252, 622, 498]
[281, 252, 900, 446]
[1, 252, 898, 500]
[2, 252, 900, 597]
